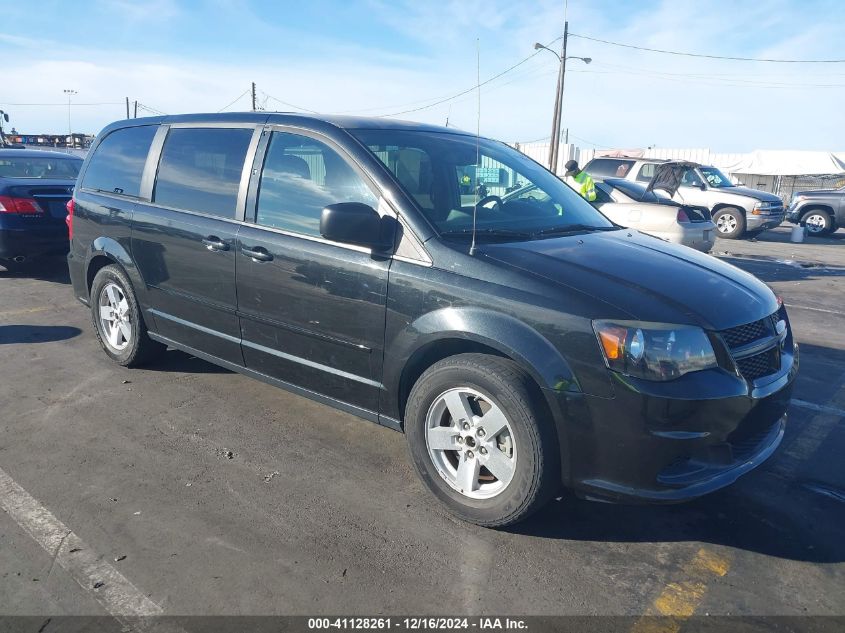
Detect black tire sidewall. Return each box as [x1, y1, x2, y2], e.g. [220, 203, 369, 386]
[405, 356, 556, 527]
[90, 265, 146, 366]
[713, 207, 746, 239]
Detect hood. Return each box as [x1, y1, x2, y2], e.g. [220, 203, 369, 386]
[481, 230, 778, 331]
[721, 186, 781, 203]
[793, 189, 841, 197]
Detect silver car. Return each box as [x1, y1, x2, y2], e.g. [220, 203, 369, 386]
[594, 179, 715, 252]
[584, 158, 785, 239]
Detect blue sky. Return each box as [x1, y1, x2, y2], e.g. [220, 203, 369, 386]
[1, 0, 843, 151]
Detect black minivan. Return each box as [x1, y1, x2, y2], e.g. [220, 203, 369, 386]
[68, 113, 797, 527]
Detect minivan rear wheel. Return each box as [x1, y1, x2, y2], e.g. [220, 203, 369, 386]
[90, 265, 164, 367]
[405, 354, 559, 527]
[713, 207, 746, 239]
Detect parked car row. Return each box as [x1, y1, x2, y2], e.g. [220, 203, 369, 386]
[583, 157, 787, 241]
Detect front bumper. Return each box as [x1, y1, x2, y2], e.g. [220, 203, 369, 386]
[555, 342, 797, 504]
[0, 225, 69, 259]
[746, 211, 785, 231]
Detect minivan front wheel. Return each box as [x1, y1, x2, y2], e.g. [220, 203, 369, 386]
[90, 265, 164, 366]
[405, 354, 559, 527]
[713, 207, 746, 239]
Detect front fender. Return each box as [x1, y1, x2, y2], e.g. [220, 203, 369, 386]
[383, 307, 582, 422]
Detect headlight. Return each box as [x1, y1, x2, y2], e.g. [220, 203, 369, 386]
[592, 320, 718, 381]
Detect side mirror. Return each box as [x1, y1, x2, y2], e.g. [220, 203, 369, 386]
[320, 202, 394, 251]
[699, 183, 707, 191]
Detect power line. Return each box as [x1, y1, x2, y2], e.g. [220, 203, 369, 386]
[260, 91, 320, 114]
[570, 33, 845, 63]
[136, 102, 167, 116]
[217, 88, 250, 112]
[378, 37, 563, 118]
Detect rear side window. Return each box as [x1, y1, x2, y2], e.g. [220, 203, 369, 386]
[584, 159, 635, 180]
[636, 163, 656, 182]
[153, 127, 253, 218]
[81, 125, 156, 197]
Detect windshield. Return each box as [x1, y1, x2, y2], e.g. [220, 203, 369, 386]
[699, 166, 734, 188]
[352, 130, 614, 239]
[0, 156, 82, 179]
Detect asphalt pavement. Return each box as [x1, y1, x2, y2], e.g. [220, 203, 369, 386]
[0, 226, 843, 620]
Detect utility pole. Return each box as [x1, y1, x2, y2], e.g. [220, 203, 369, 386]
[548, 21, 568, 174]
[134, 101, 138, 118]
[63, 89, 77, 145]
[125, 97, 130, 119]
[251, 82, 257, 111]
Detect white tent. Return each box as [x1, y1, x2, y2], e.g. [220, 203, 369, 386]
[718, 150, 845, 176]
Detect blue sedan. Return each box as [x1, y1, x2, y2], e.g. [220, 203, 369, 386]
[0, 148, 82, 270]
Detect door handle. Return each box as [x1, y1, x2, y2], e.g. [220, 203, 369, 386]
[241, 246, 274, 262]
[202, 236, 229, 251]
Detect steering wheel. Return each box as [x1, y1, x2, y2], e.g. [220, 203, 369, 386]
[474, 195, 504, 211]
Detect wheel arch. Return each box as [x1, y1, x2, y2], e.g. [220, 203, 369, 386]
[711, 202, 746, 217]
[385, 307, 577, 459]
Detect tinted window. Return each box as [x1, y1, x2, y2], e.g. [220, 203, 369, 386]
[636, 163, 656, 182]
[584, 158, 635, 180]
[154, 127, 253, 218]
[0, 156, 81, 179]
[256, 132, 378, 237]
[82, 125, 156, 197]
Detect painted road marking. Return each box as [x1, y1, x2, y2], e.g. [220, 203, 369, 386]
[0, 464, 170, 622]
[631, 548, 731, 633]
[0, 303, 80, 319]
[790, 398, 845, 417]
[774, 380, 845, 478]
[785, 304, 844, 316]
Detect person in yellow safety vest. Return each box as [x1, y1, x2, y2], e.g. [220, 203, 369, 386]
[564, 159, 597, 202]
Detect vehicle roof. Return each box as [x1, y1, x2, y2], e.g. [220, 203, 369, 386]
[591, 156, 707, 169]
[0, 148, 83, 159]
[102, 111, 474, 137]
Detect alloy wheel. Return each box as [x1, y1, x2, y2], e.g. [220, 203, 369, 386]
[424, 387, 517, 499]
[805, 214, 827, 233]
[716, 213, 738, 234]
[98, 282, 132, 351]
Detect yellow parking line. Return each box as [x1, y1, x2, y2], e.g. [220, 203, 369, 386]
[631, 548, 731, 633]
[0, 303, 80, 319]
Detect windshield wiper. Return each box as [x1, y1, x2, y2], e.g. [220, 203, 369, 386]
[533, 224, 618, 236]
[439, 228, 533, 239]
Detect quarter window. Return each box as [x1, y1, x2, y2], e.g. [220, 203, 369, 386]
[153, 127, 253, 218]
[636, 163, 656, 182]
[81, 125, 156, 197]
[256, 132, 378, 237]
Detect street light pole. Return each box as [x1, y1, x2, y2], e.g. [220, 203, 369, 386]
[549, 21, 568, 174]
[63, 89, 77, 146]
[535, 23, 591, 174]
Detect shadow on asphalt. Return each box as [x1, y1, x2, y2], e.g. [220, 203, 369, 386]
[143, 349, 233, 374]
[0, 324, 82, 344]
[719, 256, 845, 283]
[0, 256, 71, 284]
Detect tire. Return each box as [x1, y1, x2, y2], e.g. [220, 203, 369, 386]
[90, 264, 165, 367]
[802, 209, 833, 235]
[405, 353, 560, 527]
[712, 207, 746, 239]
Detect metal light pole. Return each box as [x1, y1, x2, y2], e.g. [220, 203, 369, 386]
[63, 89, 77, 146]
[535, 24, 591, 173]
